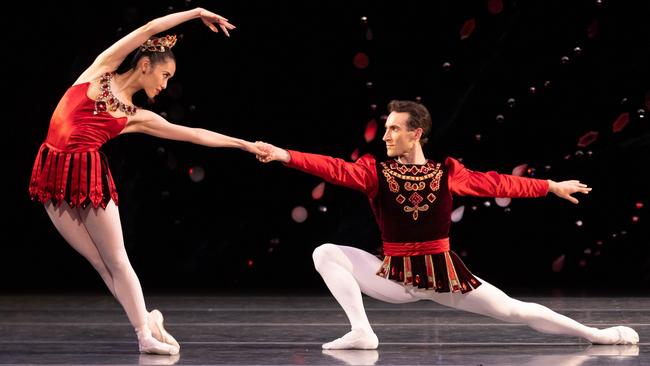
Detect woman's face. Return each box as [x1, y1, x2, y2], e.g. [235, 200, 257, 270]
[142, 58, 176, 99]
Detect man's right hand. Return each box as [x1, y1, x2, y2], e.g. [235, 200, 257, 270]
[255, 141, 291, 163]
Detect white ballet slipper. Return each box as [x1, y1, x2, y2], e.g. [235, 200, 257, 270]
[322, 329, 379, 350]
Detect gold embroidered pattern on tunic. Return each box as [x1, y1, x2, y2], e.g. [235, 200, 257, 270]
[382, 169, 400, 193]
[405, 182, 426, 191]
[381, 161, 443, 221]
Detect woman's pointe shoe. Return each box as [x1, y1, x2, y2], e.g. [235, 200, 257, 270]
[139, 335, 179, 355]
[149, 309, 181, 349]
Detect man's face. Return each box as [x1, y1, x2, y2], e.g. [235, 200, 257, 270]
[382, 111, 421, 157]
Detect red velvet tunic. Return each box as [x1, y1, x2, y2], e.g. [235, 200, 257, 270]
[29, 82, 127, 209]
[285, 150, 549, 293]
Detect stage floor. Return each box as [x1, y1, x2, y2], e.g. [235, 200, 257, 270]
[0, 294, 647, 365]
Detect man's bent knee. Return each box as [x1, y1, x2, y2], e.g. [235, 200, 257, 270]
[312, 243, 340, 271]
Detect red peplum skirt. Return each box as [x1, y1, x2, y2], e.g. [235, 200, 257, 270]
[376, 239, 482, 293]
[29, 143, 118, 209]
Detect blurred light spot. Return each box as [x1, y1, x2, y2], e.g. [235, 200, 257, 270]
[575, 220, 583, 227]
[312, 182, 325, 200]
[495, 197, 511, 207]
[189, 166, 205, 182]
[353, 52, 370, 69]
[451, 205, 465, 223]
[612, 112, 630, 132]
[512, 163, 528, 176]
[487, 0, 504, 14]
[365, 119, 378, 142]
[351, 148, 360, 161]
[291, 206, 308, 223]
[459, 18, 476, 40]
[577, 131, 599, 147]
[318, 205, 328, 213]
[579, 259, 587, 267]
[552, 254, 565, 272]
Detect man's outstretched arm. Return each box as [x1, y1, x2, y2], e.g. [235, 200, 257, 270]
[255, 141, 378, 197]
[447, 157, 591, 204]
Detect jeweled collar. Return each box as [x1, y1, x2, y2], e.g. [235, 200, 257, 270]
[93, 72, 137, 116]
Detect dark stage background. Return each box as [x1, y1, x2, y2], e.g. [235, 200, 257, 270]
[3, 0, 649, 294]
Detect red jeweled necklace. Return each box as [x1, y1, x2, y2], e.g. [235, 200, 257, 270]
[93, 72, 137, 116]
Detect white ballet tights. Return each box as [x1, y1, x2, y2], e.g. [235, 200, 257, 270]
[312, 243, 639, 349]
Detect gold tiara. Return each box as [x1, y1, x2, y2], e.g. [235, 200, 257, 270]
[140, 35, 177, 52]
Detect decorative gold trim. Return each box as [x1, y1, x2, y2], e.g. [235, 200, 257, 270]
[405, 181, 426, 191]
[404, 203, 429, 220]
